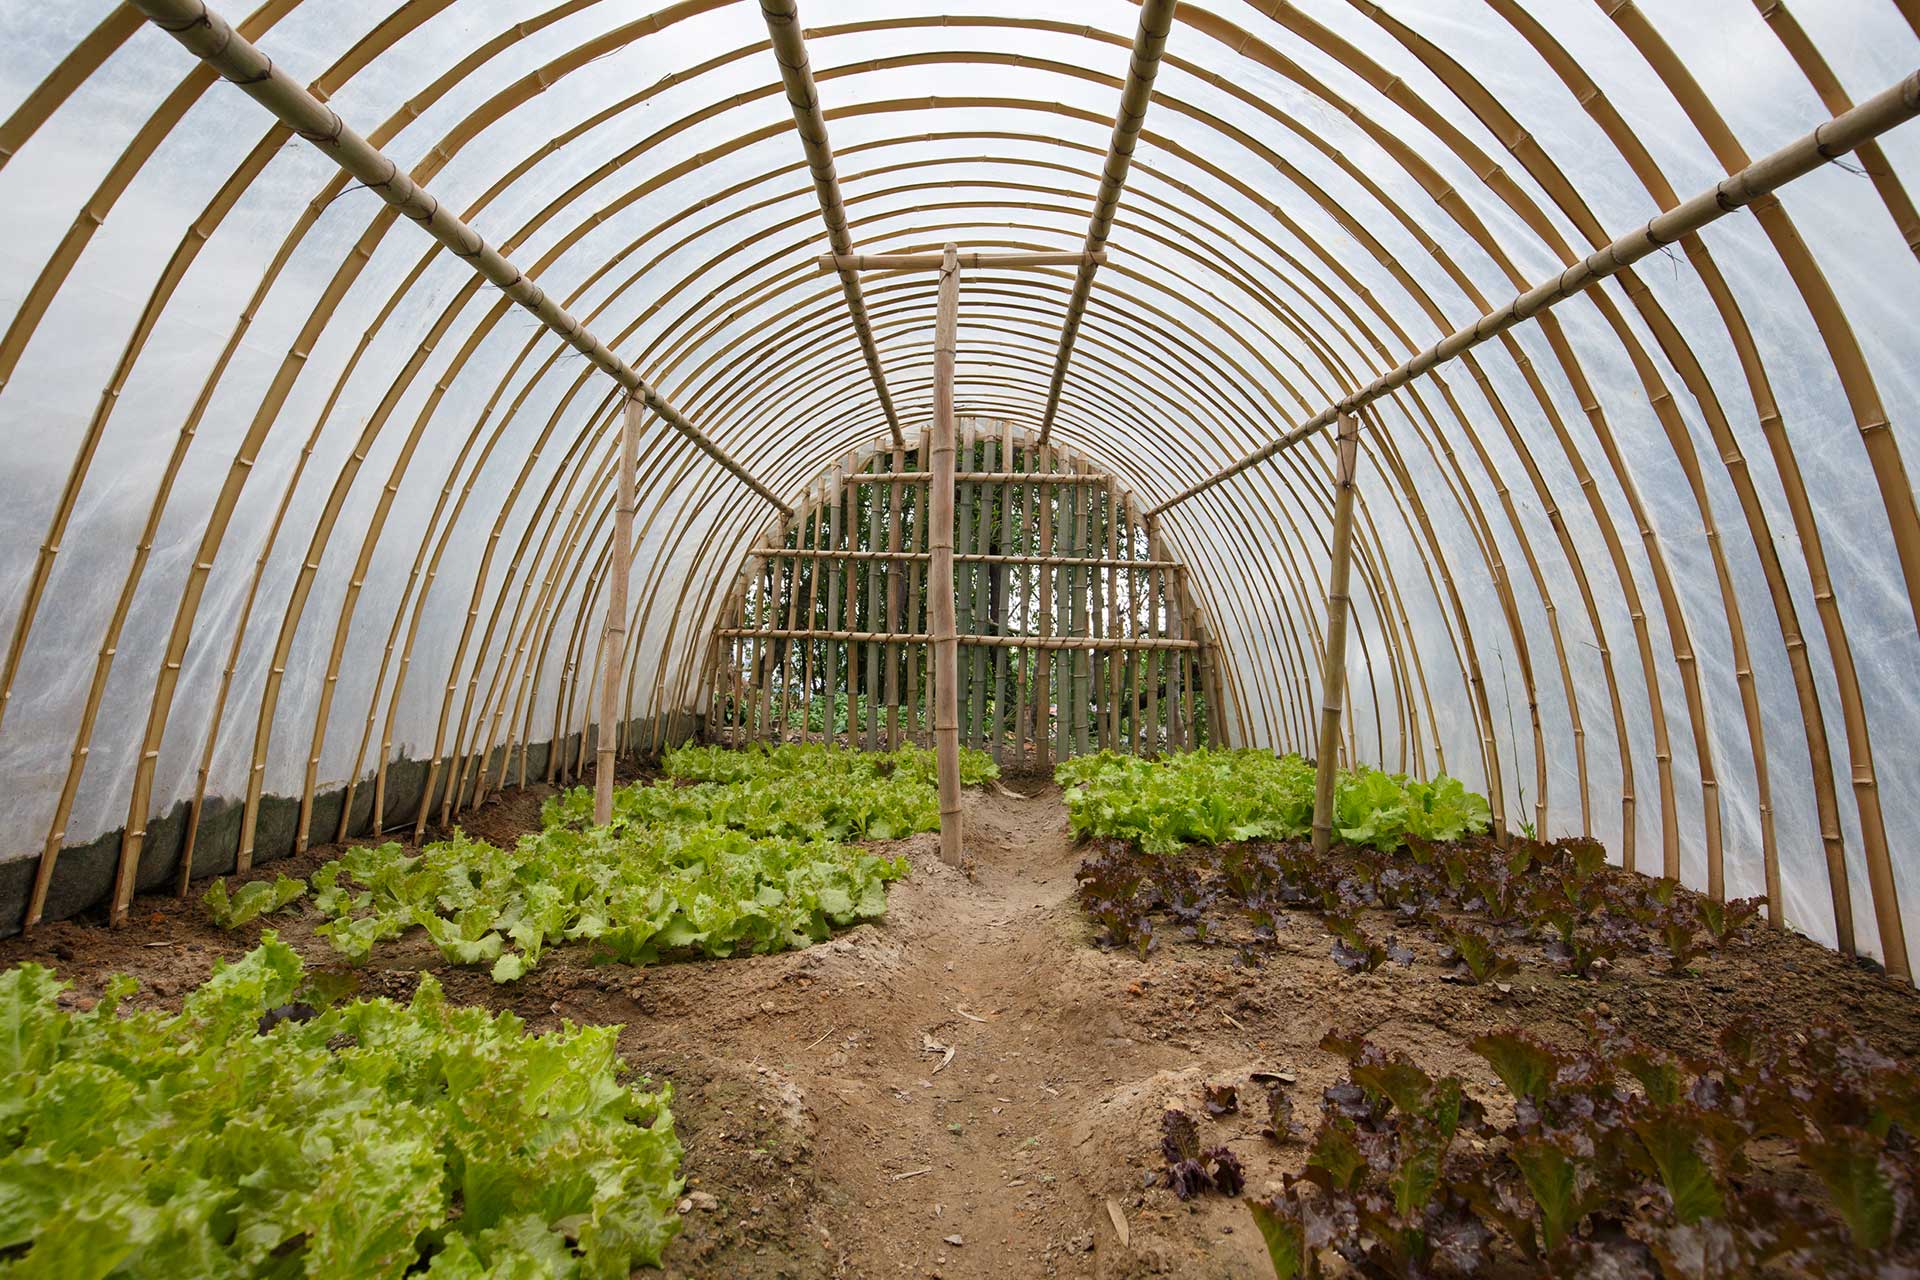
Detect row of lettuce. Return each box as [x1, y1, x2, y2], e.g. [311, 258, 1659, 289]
[1056, 748, 1494, 854]
[0, 938, 683, 1277]
[3, 743, 988, 1277]
[212, 741, 996, 982]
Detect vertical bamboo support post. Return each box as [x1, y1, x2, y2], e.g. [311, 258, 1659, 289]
[931, 245, 964, 867]
[1312, 415, 1362, 857]
[593, 397, 641, 826]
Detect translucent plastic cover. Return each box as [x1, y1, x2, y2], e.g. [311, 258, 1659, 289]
[0, 0, 1916, 975]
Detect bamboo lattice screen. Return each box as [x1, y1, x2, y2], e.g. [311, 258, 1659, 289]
[708, 420, 1218, 767]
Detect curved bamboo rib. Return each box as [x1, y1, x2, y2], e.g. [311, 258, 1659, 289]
[0, 2, 1913, 984]
[1148, 65, 1920, 519]
[129, 0, 789, 518]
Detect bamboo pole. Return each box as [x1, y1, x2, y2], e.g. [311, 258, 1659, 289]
[864, 449, 883, 751]
[800, 489, 822, 744]
[931, 245, 964, 867]
[1036, 447, 1055, 771]
[1013, 439, 1038, 767]
[1149, 65, 1920, 516]
[127, 0, 789, 517]
[752, 548, 1183, 566]
[1312, 416, 1362, 857]
[1037, 0, 1180, 444]
[885, 444, 905, 748]
[1136, 506, 1152, 752]
[905, 427, 930, 746]
[780, 492, 808, 743]
[968, 426, 994, 751]
[954, 422, 976, 751]
[592, 397, 640, 825]
[1102, 480, 1121, 750]
[758, 0, 904, 447]
[849, 472, 1115, 485]
[820, 250, 1108, 272]
[714, 629, 1200, 650]
[990, 418, 1015, 762]
[1070, 462, 1093, 756]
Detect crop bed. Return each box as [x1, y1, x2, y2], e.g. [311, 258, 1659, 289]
[1062, 751, 1920, 1278]
[2, 747, 1918, 1280]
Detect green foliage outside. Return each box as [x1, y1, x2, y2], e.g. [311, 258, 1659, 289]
[301, 743, 992, 981]
[1056, 749, 1492, 855]
[0, 934, 682, 1277]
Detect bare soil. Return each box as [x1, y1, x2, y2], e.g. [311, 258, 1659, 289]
[6, 781, 1920, 1279]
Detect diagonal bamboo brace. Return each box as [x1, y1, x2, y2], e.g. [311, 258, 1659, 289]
[129, 0, 789, 517]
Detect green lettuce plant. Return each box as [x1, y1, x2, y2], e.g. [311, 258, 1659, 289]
[201, 874, 306, 929]
[0, 935, 682, 1277]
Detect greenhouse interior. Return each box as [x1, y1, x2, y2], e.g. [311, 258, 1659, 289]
[3, 0, 1920, 1275]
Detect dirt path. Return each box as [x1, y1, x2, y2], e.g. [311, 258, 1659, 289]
[628, 782, 1265, 1279]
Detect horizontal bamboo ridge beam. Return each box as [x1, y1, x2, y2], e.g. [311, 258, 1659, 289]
[764, 547, 931, 561]
[716, 628, 1201, 651]
[959, 552, 1179, 568]
[1148, 64, 1920, 517]
[817, 250, 1108, 272]
[847, 471, 1113, 484]
[133, 0, 791, 516]
[762, 547, 1181, 568]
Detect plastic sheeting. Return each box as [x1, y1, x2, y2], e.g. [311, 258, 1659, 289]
[0, 0, 1917, 974]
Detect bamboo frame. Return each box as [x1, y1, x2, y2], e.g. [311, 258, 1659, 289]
[593, 398, 640, 824]
[931, 245, 963, 866]
[1312, 416, 1361, 856]
[820, 250, 1108, 272]
[129, 0, 788, 516]
[848, 472, 1115, 485]
[759, 0, 904, 447]
[1, 1, 1911, 984]
[1036, 0, 1178, 444]
[1149, 65, 1920, 518]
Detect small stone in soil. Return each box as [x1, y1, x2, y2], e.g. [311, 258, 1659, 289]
[944, 1234, 964, 1246]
